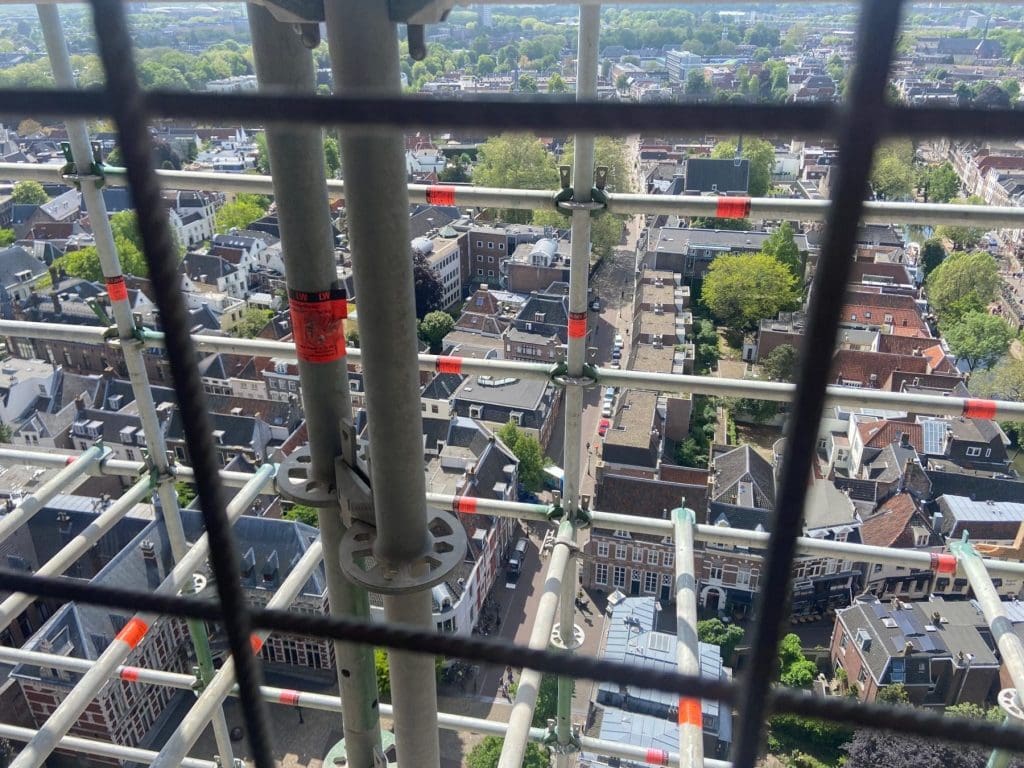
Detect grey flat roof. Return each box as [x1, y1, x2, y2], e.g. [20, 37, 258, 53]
[453, 374, 548, 410]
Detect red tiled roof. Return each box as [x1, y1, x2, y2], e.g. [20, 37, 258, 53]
[856, 419, 924, 452]
[860, 492, 919, 548]
[831, 349, 929, 387]
[848, 261, 914, 286]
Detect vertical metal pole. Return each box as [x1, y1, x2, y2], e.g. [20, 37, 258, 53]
[674, 506, 704, 768]
[499, 520, 575, 768]
[35, 10, 237, 762]
[246, 7, 383, 767]
[556, 6, 601, 764]
[324, 2, 441, 765]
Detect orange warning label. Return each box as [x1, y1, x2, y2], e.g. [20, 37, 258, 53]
[288, 288, 348, 364]
[106, 276, 129, 302]
[963, 398, 997, 420]
[116, 618, 149, 649]
[715, 196, 752, 219]
[678, 697, 703, 727]
[425, 185, 456, 206]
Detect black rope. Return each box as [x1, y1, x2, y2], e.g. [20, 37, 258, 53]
[733, 1, 907, 765]
[85, 2, 276, 766]
[2, 88, 1024, 138]
[1, 568, 1021, 756]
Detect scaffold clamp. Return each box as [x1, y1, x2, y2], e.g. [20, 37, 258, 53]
[275, 445, 336, 507]
[549, 361, 599, 389]
[59, 141, 105, 189]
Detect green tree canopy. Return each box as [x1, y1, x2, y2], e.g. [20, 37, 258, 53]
[413, 253, 445, 319]
[919, 237, 947, 277]
[61, 235, 149, 280]
[761, 221, 803, 282]
[615, 73, 631, 91]
[697, 618, 744, 660]
[778, 633, 817, 689]
[214, 197, 268, 234]
[11, 180, 48, 205]
[0, 229, 14, 247]
[235, 307, 273, 339]
[323, 136, 341, 178]
[473, 134, 558, 223]
[497, 420, 548, 492]
[283, 504, 319, 527]
[690, 216, 753, 231]
[870, 140, 915, 201]
[711, 137, 775, 197]
[419, 310, 455, 353]
[466, 736, 548, 768]
[547, 73, 568, 93]
[762, 343, 799, 382]
[686, 68, 710, 96]
[934, 196, 986, 250]
[110, 210, 144, 252]
[921, 162, 960, 203]
[702, 252, 800, 330]
[876, 683, 910, 705]
[969, 356, 1024, 402]
[926, 250, 1000, 323]
[518, 73, 538, 92]
[943, 311, 1014, 371]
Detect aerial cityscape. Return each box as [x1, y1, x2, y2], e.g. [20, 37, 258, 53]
[0, 2, 1023, 768]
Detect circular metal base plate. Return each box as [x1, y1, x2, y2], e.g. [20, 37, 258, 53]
[998, 688, 1024, 722]
[276, 446, 335, 507]
[338, 509, 467, 594]
[550, 623, 585, 651]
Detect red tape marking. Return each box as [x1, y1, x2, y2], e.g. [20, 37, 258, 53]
[715, 196, 752, 219]
[455, 497, 478, 514]
[106, 276, 129, 303]
[963, 398, 997, 420]
[288, 288, 348, 364]
[930, 553, 957, 575]
[116, 618, 149, 650]
[250, 635, 264, 654]
[568, 311, 587, 339]
[436, 356, 463, 375]
[425, 185, 456, 206]
[278, 689, 301, 706]
[679, 697, 702, 727]
[645, 748, 669, 765]
[66, 456, 75, 465]
[120, 667, 140, 682]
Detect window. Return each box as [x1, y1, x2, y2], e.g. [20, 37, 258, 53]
[707, 565, 723, 582]
[615, 544, 626, 560]
[498, 243, 504, 250]
[840, 631, 849, 650]
[985, 448, 992, 457]
[612, 566, 627, 588]
[647, 550, 659, 565]
[596, 541, 609, 558]
[477, 268, 484, 276]
[487, 270, 494, 277]
[966, 447, 982, 457]
[594, 563, 608, 586]
[613, 530, 630, 539]
[487, 242, 494, 249]
[488, 256, 494, 263]
[736, 568, 751, 587]
[884, 314, 893, 323]
[644, 572, 658, 593]
[662, 551, 674, 568]
[632, 547, 644, 562]
[431, 404, 439, 414]
[476, 240, 482, 247]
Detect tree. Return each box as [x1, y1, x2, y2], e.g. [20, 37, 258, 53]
[518, 73, 538, 93]
[532, 675, 565, 727]
[943, 312, 1014, 371]
[0, 229, 14, 246]
[11, 180, 48, 205]
[0, 422, 12, 444]
[920, 237, 947, 277]
[419, 310, 455, 353]
[547, 73, 568, 94]
[345, 327, 360, 349]
[686, 68, 710, 97]
[843, 725, 1024, 768]
[969, 356, 1024, 402]
[762, 221, 803, 282]
[110, 210, 144, 253]
[254, 132, 270, 174]
[875, 684, 910, 705]
[323, 137, 341, 178]
[696, 618, 744, 661]
[615, 73, 631, 91]
[476, 54, 496, 75]
[413, 253, 444, 319]
[497, 420, 548, 492]
[439, 154, 470, 184]
[935, 196, 986, 250]
[778, 633, 817, 689]
[235, 307, 273, 339]
[283, 504, 320, 527]
[467, 737, 548, 768]
[926, 250, 1000, 323]
[711, 137, 776, 198]
[870, 141, 915, 201]
[702, 252, 800, 330]
[215, 197, 268, 234]
[61, 236, 148, 280]
[921, 162, 960, 203]
[473, 134, 558, 223]
[175, 481, 196, 507]
[690, 216, 753, 231]
[374, 649, 442, 703]
[763, 344, 798, 382]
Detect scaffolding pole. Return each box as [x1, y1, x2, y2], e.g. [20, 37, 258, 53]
[5, 462, 276, 768]
[0, 444, 103, 545]
[325, 1, 443, 765]
[149, 540, 324, 767]
[3, 161, 1024, 228]
[3, 319, 1024, 423]
[0, 476, 152, 631]
[245, 7, 383, 766]
[499, 519, 575, 768]
[0, 723, 218, 768]
[674, 506, 704, 768]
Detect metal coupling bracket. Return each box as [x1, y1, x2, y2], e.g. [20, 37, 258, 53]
[59, 141, 105, 189]
[275, 445, 336, 507]
[549, 361, 600, 389]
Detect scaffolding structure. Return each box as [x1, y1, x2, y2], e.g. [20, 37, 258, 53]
[0, 0, 1021, 767]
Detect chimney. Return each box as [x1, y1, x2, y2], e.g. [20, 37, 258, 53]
[141, 539, 161, 589]
[932, 610, 942, 626]
[74, 394, 85, 414]
[897, 432, 909, 448]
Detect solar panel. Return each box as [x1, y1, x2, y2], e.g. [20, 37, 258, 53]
[894, 610, 917, 637]
[923, 420, 946, 456]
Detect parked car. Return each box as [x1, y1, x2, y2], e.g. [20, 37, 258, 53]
[603, 386, 616, 403]
[611, 349, 622, 360]
[613, 334, 624, 349]
[590, 297, 601, 311]
[601, 403, 613, 418]
[598, 418, 610, 436]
